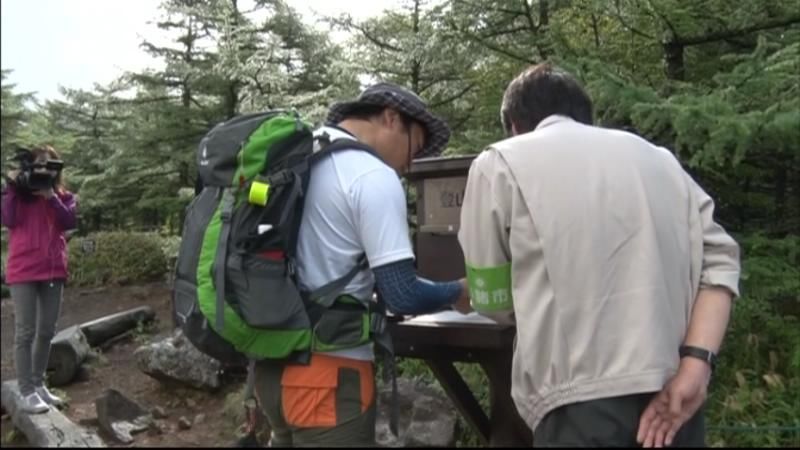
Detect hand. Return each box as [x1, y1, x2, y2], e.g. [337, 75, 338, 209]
[453, 278, 473, 314]
[34, 188, 55, 199]
[637, 358, 711, 447]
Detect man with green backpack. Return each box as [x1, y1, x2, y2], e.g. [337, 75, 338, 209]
[173, 82, 470, 446]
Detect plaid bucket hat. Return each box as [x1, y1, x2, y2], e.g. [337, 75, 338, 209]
[325, 82, 451, 158]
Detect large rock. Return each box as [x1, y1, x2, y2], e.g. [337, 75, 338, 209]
[95, 389, 153, 444]
[134, 329, 222, 390]
[376, 376, 458, 447]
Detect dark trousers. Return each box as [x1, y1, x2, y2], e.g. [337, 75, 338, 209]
[533, 392, 705, 447]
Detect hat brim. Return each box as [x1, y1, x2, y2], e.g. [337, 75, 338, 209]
[326, 94, 450, 158]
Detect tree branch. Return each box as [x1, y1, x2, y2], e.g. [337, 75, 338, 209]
[419, 75, 466, 93]
[447, 18, 537, 64]
[430, 84, 476, 108]
[344, 20, 402, 52]
[478, 25, 530, 40]
[453, 0, 524, 17]
[609, 0, 655, 40]
[451, 111, 474, 132]
[676, 14, 800, 46]
[521, 0, 538, 33]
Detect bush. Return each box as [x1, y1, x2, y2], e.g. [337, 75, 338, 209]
[68, 232, 168, 287]
[706, 234, 800, 447]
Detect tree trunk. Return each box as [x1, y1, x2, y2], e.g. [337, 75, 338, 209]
[663, 41, 685, 80]
[411, 0, 421, 93]
[774, 165, 787, 233]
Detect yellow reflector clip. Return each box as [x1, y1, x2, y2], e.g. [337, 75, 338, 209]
[249, 181, 270, 206]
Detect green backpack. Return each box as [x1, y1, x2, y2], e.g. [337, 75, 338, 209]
[171, 110, 391, 366]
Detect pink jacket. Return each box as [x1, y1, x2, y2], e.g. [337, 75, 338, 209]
[1, 183, 77, 284]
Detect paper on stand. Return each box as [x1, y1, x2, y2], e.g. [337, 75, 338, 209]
[407, 310, 498, 325]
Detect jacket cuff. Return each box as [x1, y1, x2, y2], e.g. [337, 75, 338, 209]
[700, 270, 740, 298]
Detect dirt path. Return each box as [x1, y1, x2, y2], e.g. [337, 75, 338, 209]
[1, 282, 245, 447]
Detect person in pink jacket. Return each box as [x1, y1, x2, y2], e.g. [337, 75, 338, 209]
[1, 145, 77, 414]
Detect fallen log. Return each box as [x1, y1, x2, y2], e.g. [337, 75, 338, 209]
[0, 380, 105, 447]
[79, 306, 156, 347]
[48, 325, 92, 387]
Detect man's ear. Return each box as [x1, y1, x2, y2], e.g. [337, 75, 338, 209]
[383, 108, 402, 129]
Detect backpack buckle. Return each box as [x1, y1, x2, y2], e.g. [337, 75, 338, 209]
[370, 312, 386, 335]
[268, 170, 292, 186]
[220, 189, 235, 222]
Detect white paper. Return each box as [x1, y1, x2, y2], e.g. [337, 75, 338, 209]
[257, 224, 273, 235]
[407, 310, 498, 325]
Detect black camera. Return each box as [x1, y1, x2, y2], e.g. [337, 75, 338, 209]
[10, 148, 64, 192]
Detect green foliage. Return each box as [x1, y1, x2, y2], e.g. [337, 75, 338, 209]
[160, 234, 182, 268]
[706, 235, 800, 447]
[68, 232, 167, 287]
[132, 318, 159, 345]
[1, 428, 22, 446]
[0, 69, 33, 151]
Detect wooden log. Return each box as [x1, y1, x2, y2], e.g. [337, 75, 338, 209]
[79, 306, 156, 347]
[0, 380, 105, 447]
[48, 325, 91, 387]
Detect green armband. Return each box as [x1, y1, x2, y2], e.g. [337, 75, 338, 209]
[466, 262, 513, 311]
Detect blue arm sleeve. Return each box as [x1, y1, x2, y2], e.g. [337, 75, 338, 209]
[372, 258, 463, 315]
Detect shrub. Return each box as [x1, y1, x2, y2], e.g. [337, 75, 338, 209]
[706, 234, 800, 447]
[68, 232, 168, 287]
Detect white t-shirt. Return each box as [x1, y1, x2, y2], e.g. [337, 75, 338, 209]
[295, 126, 415, 360]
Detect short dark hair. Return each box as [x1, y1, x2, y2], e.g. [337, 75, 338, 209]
[340, 104, 417, 132]
[501, 63, 594, 135]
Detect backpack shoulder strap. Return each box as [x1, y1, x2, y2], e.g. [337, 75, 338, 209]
[311, 134, 384, 165]
[306, 254, 369, 308]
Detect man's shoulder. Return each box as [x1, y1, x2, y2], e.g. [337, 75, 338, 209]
[328, 146, 393, 179]
[311, 144, 398, 197]
[471, 145, 513, 178]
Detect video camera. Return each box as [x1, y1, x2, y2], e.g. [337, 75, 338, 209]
[9, 147, 64, 192]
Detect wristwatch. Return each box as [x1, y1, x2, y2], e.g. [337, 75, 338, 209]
[679, 345, 718, 372]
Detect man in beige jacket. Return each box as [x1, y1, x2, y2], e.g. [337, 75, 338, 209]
[458, 63, 740, 447]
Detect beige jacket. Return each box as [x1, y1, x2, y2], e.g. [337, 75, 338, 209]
[457, 115, 741, 436]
